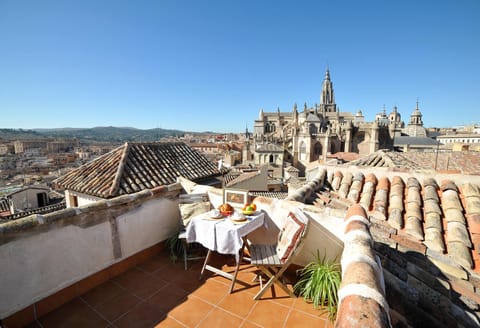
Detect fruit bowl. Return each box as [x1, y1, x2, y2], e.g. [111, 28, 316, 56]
[218, 203, 234, 216]
[242, 203, 257, 215]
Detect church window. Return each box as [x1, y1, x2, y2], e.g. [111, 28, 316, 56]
[299, 141, 307, 161]
[313, 142, 322, 160]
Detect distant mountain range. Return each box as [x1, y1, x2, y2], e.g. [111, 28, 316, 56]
[0, 126, 213, 142]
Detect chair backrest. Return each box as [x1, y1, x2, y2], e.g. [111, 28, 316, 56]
[178, 193, 211, 227]
[276, 209, 309, 263]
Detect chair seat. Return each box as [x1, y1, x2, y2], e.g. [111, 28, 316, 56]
[249, 210, 309, 300]
[250, 244, 282, 266]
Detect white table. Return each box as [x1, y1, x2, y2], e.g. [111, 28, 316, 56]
[186, 211, 265, 293]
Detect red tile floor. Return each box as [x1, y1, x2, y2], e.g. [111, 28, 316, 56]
[27, 250, 333, 328]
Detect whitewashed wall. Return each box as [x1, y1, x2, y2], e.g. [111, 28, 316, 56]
[249, 197, 344, 266]
[65, 190, 102, 207]
[10, 188, 48, 211]
[0, 192, 180, 319]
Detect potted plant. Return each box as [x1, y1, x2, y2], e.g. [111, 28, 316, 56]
[293, 250, 341, 321]
[166, 230, 185, 263]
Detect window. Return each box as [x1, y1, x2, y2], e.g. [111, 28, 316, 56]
[299, 142, 307, 161]
[37, 192, 48, 207]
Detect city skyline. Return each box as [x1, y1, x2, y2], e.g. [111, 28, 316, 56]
[1, 0, 479, 133]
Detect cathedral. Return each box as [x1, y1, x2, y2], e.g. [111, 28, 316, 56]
[249, 68, 421, 172]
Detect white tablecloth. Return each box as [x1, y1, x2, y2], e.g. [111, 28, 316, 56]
[186, 212, 265, 255]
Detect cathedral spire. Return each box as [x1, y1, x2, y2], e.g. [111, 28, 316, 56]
[319, 67, 336, 113]
[259, 108, 264, 120]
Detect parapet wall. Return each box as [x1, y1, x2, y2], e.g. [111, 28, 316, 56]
[0, 184, 182, 320]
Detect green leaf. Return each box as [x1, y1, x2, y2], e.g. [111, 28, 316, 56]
[293, 250, 341, 321]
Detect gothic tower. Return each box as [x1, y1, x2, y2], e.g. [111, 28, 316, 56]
[319, 68, 337, 114]
[242, 125, 252, 164]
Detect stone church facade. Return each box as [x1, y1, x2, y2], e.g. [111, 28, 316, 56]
[251, 69, 407, 171]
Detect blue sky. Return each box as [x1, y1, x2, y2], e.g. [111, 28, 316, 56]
[1, 0, 479, 133]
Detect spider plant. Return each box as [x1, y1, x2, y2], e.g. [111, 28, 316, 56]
[293, 250, 341, 321]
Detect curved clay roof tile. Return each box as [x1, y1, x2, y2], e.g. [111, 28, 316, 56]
[440, 179, 458, 192]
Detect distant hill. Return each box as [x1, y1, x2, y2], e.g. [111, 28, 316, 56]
[0, 126, 211, 142]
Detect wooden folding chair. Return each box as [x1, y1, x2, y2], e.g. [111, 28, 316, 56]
[178, 193, 210, 270]
[250, 209, 309, 300]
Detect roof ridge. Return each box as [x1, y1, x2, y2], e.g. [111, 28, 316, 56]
[379, 150, 396, 167]
[226, 170, 259, 187]
[109, 142, 130, 197]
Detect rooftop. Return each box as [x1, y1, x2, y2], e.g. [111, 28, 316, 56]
[55, 142, 221, 198]
[14, 248, 333, 328]
[3, 152, 480, 327]
[346, 149, 480, 175]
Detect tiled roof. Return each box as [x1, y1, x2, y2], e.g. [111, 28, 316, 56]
[336, 204, 390, 327]
[285, 166, 299, 172]
[225, 170, 260, 187]
[249, 191, 289, 199]
[55, 142, 221, 198]
[393, 136, 439, 146]
[346, 150, 480, 175]
[223, 172, 241, 186]
[1, 201, 66, 222]
[298, 166, 480, 325]
[319, 168, 480, 276]
[327, 152, 361, 162]
[405, 151, 480, 175]
[346, 150, 423, 170]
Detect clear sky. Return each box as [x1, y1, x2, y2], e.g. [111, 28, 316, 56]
[1, 0, 479, 133]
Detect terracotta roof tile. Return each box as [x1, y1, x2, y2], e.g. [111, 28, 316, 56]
[55, 142, 220, 198]
[346, 172, 364, 203]
[305, 165, 480, 325]
[359, 175, 376, 211]
[225, 170, 260, 187]
[249, 191, 288, 200]
[327, 151, 360, 162]
[331, 170, 343, 191]
[336, 204, 391, 328]
[347, 150, 480, 175]
[315, 167, 480, 276]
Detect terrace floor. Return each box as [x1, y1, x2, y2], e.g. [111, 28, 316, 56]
[26, 249, 333, 328]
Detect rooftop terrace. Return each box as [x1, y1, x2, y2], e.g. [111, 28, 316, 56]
[16, 248, 333, 328]
[3, 156, 480, 327]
